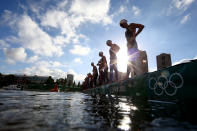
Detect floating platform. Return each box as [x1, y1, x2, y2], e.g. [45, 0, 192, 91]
[83, 59, 197, 102]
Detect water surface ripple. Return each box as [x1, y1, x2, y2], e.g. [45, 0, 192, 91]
[0, 90, 197, 131]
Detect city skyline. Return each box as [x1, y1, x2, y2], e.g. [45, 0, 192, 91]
[0, 0, 197, 82]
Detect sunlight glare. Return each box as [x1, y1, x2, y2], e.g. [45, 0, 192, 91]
[117, 46, 128, 73]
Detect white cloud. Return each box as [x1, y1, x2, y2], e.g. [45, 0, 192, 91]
[50, 61, 62, 67]
[1, 10, 17, 26]
[17, 15, 63, 57]
[74, 58, 82, 63]
[40, 0, 112, 44]
[166, 0, 194, 16]
[132, 6, 141, 16]
[69, 0, 112, 25]
[20, 60, 84, 82]
[2, 0, 112, 59]
[180, 13, 190, 24]
[20, 60, 66, 79]
[194, 56, 197, 59]
[119, 6, 126, 14]
[57, 0, 68, 10]
[1, 11, 64, 57]
[53, 35, 69, 45]
[27, 55, 39, 63]
[70, 45, 90, 56]
[173, 0, 194, 11]
[112, 5, 127, 17]
[34, 60, 62, 68]
[5, 36, 21, 44]
[3, 47, 27, 64]
[0, 40, 9, 49]
[41, 9, 88, 44]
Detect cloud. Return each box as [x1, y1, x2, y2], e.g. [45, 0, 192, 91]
[40, 9, 90, 45]
[194, 56, 197, 59]
[53, 35, 69, 45]
[1, 11, 64, 57]
[167, 0, 195, 15]
[51, 61, 62, 67]
[20, 60, 84, 82]
[180, 13, 190, 24]
[119, 6, 126, 14]
[40, 0, 112, 44]
[173, 0, 194, 11]
[70, 45, 90, 56]
[41, 10, 72, 34]
[0, 40, 9, 49]
[1, 0, 112, 58]
[74, 58, 83, 63]
[3, 47, 27, 64]
[27, 55, 39, 63]
[17, 15, 63, 57]
[112, 5, 127, 17]
[20, 60, 66, 79]
[125, 0, 129, 3]
[132, 6, 141, 16]
[57, 0, 68, 10]
[1, 10, 17, 26]
[69, 0, 112, 25]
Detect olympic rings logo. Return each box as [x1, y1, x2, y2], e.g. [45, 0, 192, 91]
[149, 73, 184, 96]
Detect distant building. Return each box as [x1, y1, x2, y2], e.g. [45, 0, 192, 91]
[156, 53, 172, 70]
[26, 75, 48, 84]
[67, 74, 74, 85]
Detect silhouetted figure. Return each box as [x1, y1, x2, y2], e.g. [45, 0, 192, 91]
[82, 73, 93, 90]
[87, 73, 93, 88]
[97, 51, 108, 84]
[120, 19, 144, 78]
[82, 76, 89, 90]
[97, 58, 103, 85]
[106, 40, 120, 82]
[91, 62, 98, 87]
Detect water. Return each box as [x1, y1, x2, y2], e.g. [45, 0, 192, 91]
[0, 90, 197, 131]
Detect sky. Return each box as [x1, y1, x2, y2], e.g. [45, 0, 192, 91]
[0, 0, 197, 82]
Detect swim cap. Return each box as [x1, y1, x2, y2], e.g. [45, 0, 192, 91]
[99, 51, 103, 56]
[120, 19, 127, 26]
[106, 40, 112, 45]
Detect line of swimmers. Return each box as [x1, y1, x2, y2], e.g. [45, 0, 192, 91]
[82, 19, 145, 90]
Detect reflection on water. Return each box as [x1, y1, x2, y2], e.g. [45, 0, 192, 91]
[0, 90, 197, 131]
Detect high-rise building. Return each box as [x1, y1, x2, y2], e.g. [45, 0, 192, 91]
[67, 74, 74, 85]
[156, 53, 172, 70]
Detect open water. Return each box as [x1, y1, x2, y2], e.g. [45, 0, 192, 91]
[0, 90, 197, 131]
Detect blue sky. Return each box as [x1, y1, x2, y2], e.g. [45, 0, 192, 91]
[0, 0, 197, 82]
